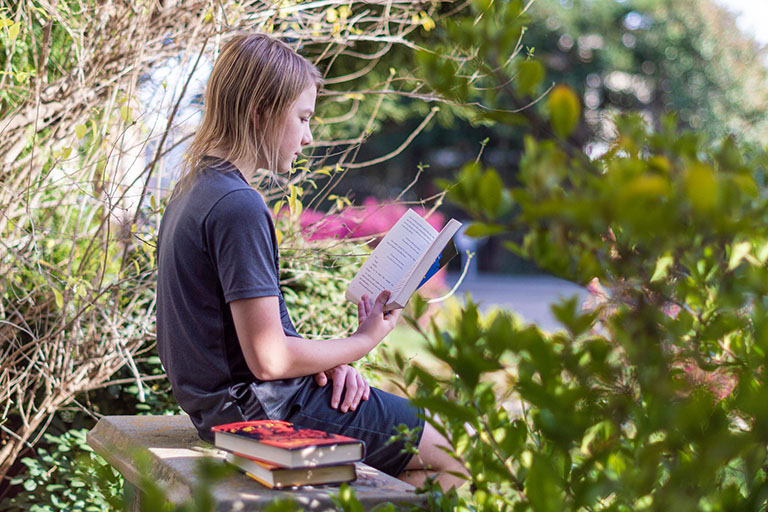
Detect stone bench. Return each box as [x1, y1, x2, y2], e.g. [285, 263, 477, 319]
[86, 415, 426, 511]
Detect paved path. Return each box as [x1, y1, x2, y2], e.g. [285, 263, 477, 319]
[443, 272, 590, 332]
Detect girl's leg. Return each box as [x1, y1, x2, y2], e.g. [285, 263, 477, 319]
[398, 421, 468, 490]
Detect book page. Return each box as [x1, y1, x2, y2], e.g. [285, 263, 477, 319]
[346, 209, 437, 303]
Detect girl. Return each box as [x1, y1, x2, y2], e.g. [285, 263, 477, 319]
[156, 32, 464, 489]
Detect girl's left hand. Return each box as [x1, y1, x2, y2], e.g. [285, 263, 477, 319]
[314, 365, 370, 413]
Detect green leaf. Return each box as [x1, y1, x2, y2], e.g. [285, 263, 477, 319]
[410, 395, 477, 423]
[120, 105, 132, 123]
[525, 454, 564, 512]
[684, 163, 718, 213]
[479, 168, 503, 218]
[651, 253, 674, 282]
[548, 85, 581, 138]
[464, 222, 506, 237]
[8, 21, 20, 44]
[75, 124, 88, 139]
[53, 288, 64, 309]
[410, 293, 429, 320]
[551, 296, 594, 336]
[517, 60, 545, 96]
[728, 241, 752, 270]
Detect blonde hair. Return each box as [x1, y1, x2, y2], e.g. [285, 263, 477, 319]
[176, 33, 322, 193]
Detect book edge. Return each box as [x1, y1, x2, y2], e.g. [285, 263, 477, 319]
[391, 218, 462, 306]
[215, 431, 364, 468]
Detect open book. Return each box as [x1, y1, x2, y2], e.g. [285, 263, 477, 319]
[345, 209, 462, 311]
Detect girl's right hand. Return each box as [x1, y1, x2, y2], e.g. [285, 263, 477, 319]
[355, 290, 401, 346]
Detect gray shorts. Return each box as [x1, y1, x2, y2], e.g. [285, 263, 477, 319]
[284, 380, 425, 477]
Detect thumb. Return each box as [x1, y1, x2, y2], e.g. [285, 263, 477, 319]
[314, 372, 328, 386]
[373, 290, 391, 313]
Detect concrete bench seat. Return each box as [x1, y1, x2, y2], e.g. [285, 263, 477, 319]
[87, 415, 427, 511]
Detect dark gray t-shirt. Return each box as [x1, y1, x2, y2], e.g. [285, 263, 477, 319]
[156, 157, 309, 441]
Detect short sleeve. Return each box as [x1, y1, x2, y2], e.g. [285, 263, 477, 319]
[205, 189, 280, 303]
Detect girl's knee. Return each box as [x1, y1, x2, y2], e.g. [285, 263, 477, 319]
[407, 421, 462, 472]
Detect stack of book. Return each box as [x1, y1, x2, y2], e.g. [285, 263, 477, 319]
[212, 420, 365, 489]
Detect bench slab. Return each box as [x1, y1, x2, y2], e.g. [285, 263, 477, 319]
[87, 415, 426, 511]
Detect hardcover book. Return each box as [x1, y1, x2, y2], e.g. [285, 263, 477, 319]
[226, 451, 356, 488]
[211, 420, 364, 468]
[345, 209, 462, 311]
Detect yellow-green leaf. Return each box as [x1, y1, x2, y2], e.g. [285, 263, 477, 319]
[548, 85, 581, 138]
[287, 185, 303, 216]
[275, 229, 283, 246]
[120, 105, 132, 123]
[685, 164, 718, 213]
[607, 452, 628, 477]
[624, 175, 669, 199]
[75, 124, 88, 139]
[8, 22, 20, 44]
[729, 241, 752, 270]
[419, 12, 435, 31]
[651, 253, 674, 282]
[757, 241, 768, 264]
[53, 288, 63, 309]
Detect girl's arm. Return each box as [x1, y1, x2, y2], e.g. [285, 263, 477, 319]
[230, 290, 399, 381]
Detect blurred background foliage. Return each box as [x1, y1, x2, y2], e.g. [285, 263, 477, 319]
[339, 0, 768, 190]
[3, 0, 768, 510]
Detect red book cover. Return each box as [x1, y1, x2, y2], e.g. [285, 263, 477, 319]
[212, 420, 361, 451]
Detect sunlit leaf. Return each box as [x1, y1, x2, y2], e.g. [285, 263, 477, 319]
[548, 85, 581, 138]
[75, 124, 88, 139]
[728, 241, 752, 270]
[651, 253, 674, 282]
[120, 105, 132, 123]
[8, 21, 20, 44]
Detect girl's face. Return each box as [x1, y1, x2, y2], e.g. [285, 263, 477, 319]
[276, 85, 316, 174]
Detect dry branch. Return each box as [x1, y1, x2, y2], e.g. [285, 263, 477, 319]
[0, 0, 453, 486]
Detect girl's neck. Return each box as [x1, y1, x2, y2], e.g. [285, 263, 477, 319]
[207, 147, 261, 182]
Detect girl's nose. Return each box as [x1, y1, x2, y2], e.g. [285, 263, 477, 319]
[302, 126, 313, 147]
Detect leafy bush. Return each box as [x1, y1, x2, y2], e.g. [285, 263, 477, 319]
[5, 430, 122, 512]
[385, 113, 768, 510]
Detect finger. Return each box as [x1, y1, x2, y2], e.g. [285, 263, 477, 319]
[331, 369, 345, 409]
[363, 294, 373, 318]
[363, 376, 371, 401]
[340, 371, 359, 413]
[372, 290, 391, 315]
[348, 372, 366, 411]
[314, 372, 328, 387]
[358, 299, 365, 322]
